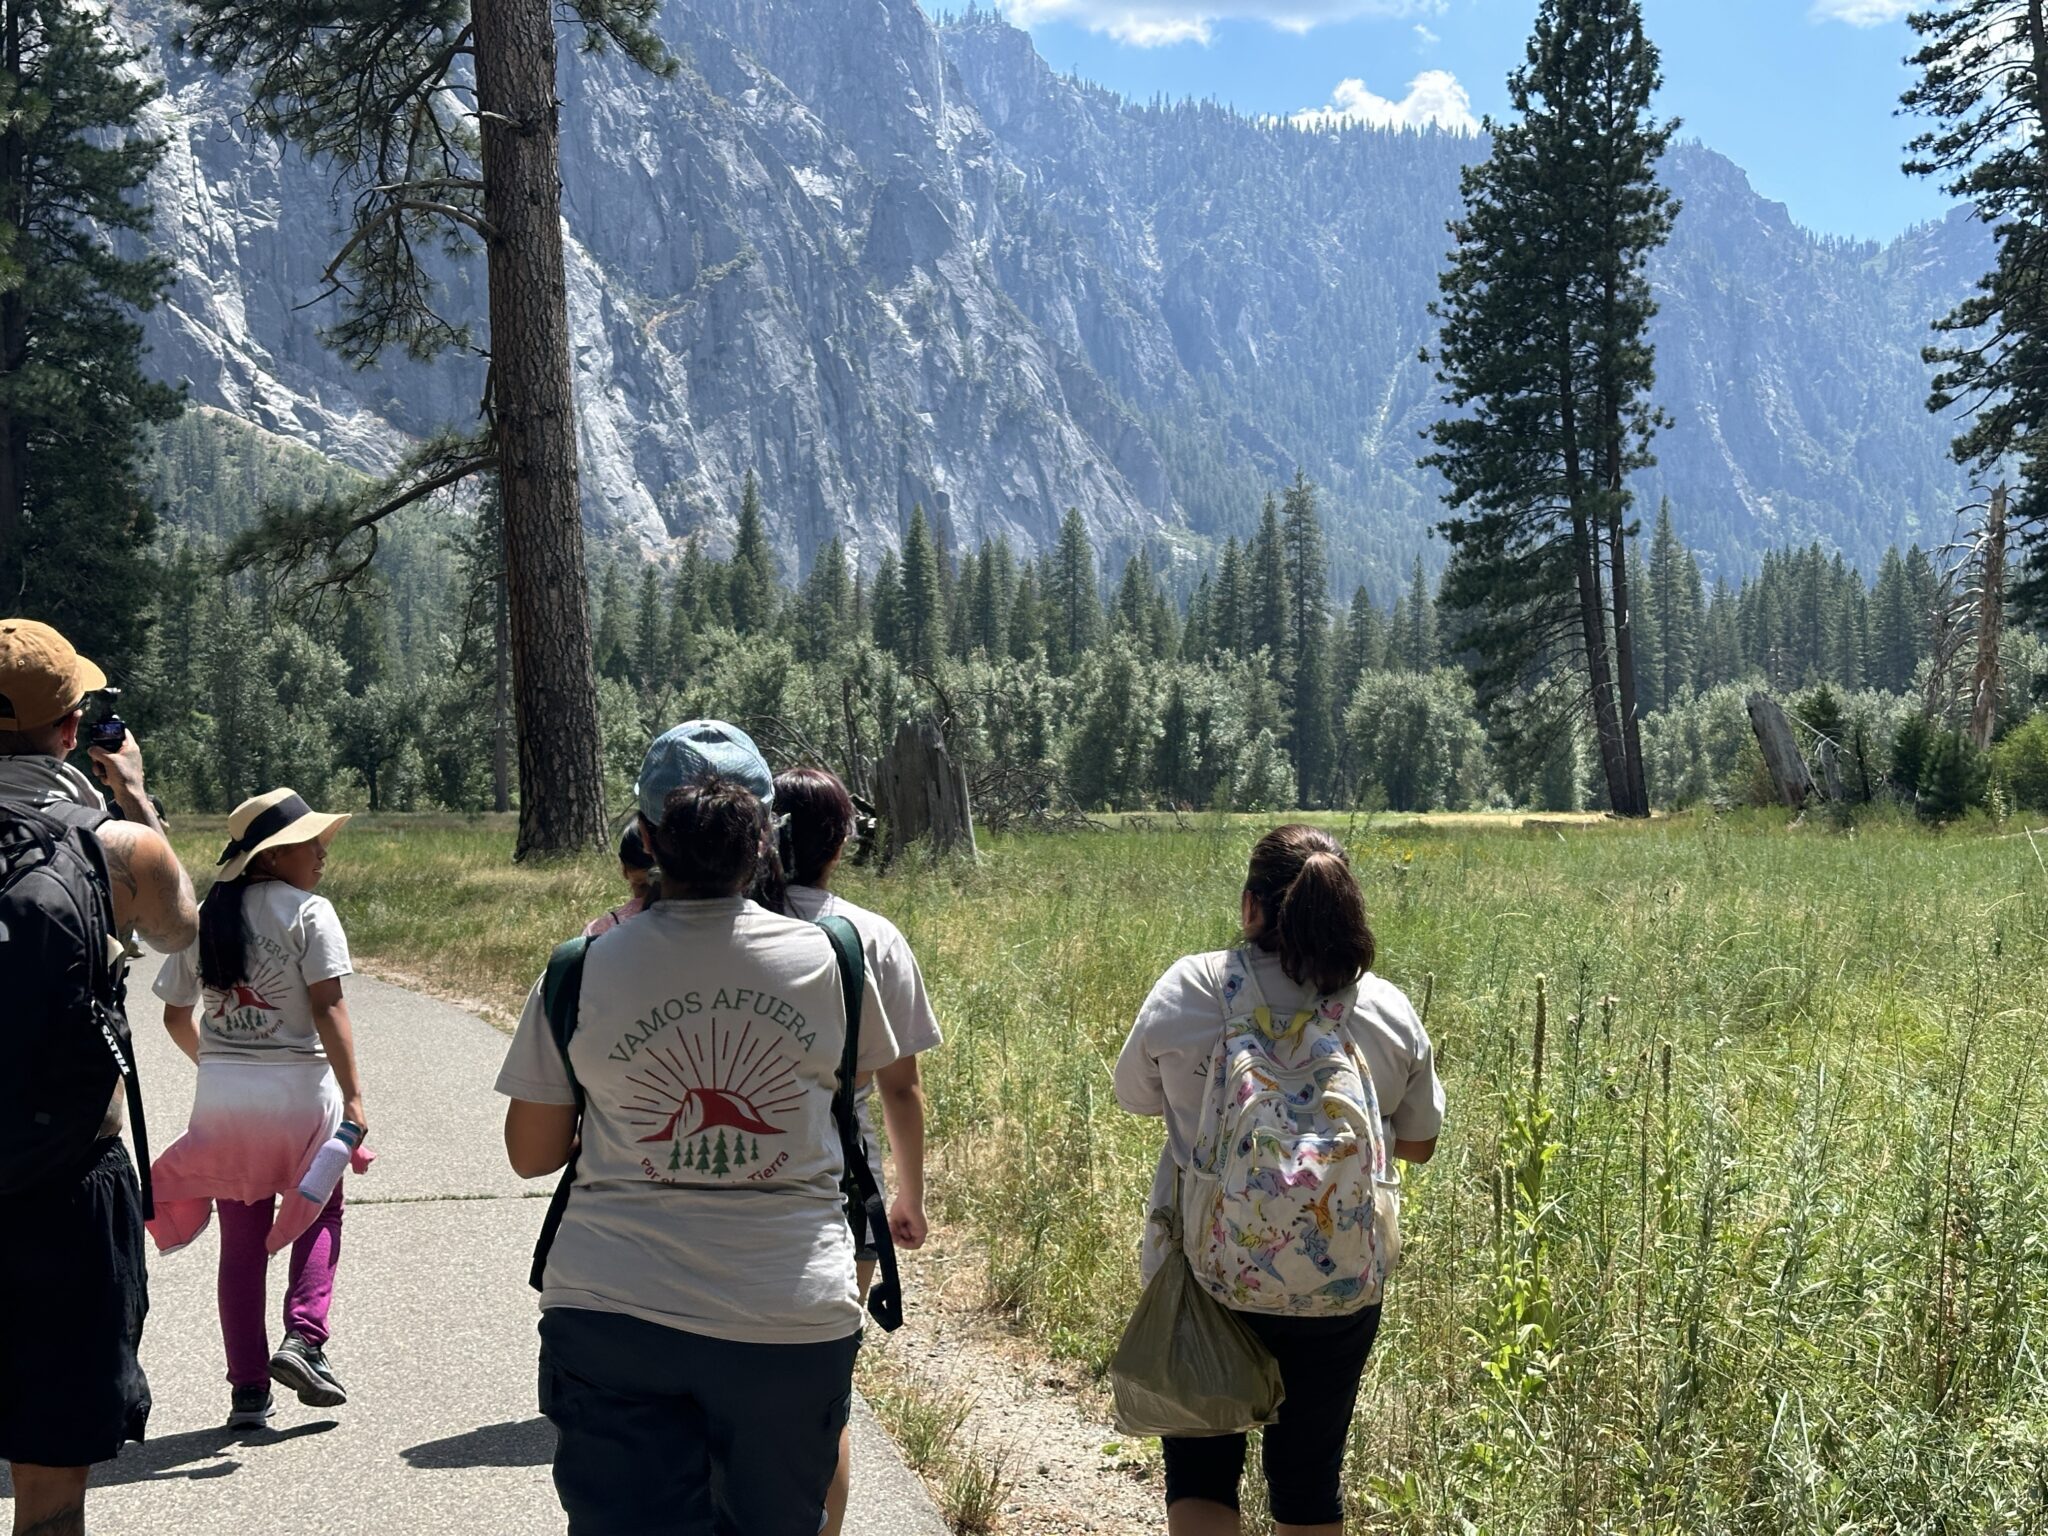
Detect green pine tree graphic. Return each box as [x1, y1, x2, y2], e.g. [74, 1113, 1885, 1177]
[733, 1137, 748, 1168]
[698, 1135, 713, 1168]
[668, 1138, 682, 1172]
[712, 1130, 731, 1177]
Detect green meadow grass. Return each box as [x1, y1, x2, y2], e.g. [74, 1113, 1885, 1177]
[172, 808, 2048, 1531]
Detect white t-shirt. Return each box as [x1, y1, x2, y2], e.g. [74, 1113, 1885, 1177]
[495, 896, 901, 1345]
[784, 884, 943, 1159]
[1114, 948, 1445, 1280]
[153, 882, 353, 1062]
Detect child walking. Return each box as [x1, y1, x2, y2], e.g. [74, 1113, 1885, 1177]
[149, 788, 368, 1429]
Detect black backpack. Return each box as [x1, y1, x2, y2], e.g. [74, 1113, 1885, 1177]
[0, 799, 151, 1214]
[526, 915, 903, 1331]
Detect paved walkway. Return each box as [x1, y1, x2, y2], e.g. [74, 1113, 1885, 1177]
[2, 957, 945, 1536]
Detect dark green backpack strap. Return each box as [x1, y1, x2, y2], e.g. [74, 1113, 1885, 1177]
[816, 914, 903, 1333]
[528, 935, 590, 1293]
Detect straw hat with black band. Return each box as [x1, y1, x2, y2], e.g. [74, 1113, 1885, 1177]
[216, 788, 350, 881]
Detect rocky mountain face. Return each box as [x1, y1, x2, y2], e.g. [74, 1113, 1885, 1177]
[123, 0, 1985, 594]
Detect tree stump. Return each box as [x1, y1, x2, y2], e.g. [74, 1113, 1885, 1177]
[1815, 737, 1846, 804]
[1746, 692, 1816, 809]
[877, 719, 977, 866]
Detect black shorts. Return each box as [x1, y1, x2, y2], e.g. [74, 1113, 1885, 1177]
[1161, 1304, 1382, 1528]
[539, 1306, 861, 1536]
[0, 1139, 151, 1467]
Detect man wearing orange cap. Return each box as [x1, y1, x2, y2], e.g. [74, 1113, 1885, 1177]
[0, 619, 198, 1536]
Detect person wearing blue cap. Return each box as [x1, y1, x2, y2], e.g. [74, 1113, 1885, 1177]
[585, 720, 787, 936]
[497, 729, 905, 1536]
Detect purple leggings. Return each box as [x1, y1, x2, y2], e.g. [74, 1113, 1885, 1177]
[215, 1184, 344, 1388]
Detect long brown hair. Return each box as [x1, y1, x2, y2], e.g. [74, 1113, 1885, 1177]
[773, 766, 856, 887]
[1243, 824, 1375, 995]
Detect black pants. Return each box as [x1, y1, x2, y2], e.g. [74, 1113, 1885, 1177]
[539, 1306, 861, 1536]
[0, 1139, 151, 1467]
[1161, 1305, 1381, 1528]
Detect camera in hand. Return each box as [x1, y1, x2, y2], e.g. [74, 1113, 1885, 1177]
[87, 688, 125, 752]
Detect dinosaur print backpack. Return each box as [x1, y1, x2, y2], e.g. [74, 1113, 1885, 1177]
[1183, 949, 1400, 1315]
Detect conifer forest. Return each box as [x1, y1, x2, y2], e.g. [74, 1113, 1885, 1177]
[5, 0, 2048, 1531]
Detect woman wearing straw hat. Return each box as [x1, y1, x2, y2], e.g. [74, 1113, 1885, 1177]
[149, 788, 368, 1429]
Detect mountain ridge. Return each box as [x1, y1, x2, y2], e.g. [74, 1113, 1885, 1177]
[118, 0, 1984, 598]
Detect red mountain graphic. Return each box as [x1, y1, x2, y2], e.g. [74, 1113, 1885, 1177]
[635, 1087, 783, 1144]
[210, 983, 277, 1019]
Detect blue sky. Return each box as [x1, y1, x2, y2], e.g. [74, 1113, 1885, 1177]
[996, 0, 1950, 242]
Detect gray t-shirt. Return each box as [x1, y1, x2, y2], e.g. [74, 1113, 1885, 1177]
[154, 882, 353, 1062]
[1114, 948, 1445, 1281]
[495, 896, 900, 1344]
[783, 885, 943, 1158]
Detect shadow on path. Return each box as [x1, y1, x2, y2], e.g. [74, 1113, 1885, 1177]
[0, 1422, 338, 1495]
[402, 1417, 556, 1470]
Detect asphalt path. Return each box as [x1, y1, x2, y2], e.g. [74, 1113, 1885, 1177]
[2, 954, 945, 1536]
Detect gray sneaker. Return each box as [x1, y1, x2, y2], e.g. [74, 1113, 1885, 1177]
[227, 1385, 274, 1429]
[269, 1333, 348, 1408]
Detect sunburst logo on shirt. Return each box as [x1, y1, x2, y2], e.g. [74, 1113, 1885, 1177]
[621, 1021, 799, 1178]
[205, 950, 289, 1041]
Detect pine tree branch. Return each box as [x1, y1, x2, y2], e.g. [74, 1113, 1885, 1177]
[222, 432, 498, 600]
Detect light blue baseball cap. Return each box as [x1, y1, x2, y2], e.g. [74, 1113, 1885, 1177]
[635, 719, 775, 825]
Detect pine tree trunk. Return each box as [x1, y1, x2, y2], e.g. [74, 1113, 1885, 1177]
[473, 0, 607, 857]
[0, 3, 27, 563]
[1573, 515, 1628, 812]
[1608, 515, 1650, 816]
[492, 518, 512, 815]
[1969, 483, 2006, 753]
[1560, 356, 1630, 814]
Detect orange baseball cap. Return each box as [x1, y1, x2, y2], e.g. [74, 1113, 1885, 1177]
[0, 618, 107, 731]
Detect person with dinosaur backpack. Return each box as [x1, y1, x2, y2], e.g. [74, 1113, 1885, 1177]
[497, 745, 904, 1536]
[1113, 824, 1445, 1536]
[0, 619, 198, 1536]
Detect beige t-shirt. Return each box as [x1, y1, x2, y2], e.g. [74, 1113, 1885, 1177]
[783, 885, 943, 1161]
[495, 897, 900, 1344]
[153, 882, 353, 1062]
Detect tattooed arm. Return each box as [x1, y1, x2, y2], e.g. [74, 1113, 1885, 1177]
[97, 820, 198, 954]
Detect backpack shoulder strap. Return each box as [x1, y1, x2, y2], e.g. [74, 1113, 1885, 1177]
[818, 916, 863, 1105]
[816, 913, 903, 1333]
[541, 935, 590, 1063]
[528, 934, 591, 1294]
[1219, 948, 1266, 1025]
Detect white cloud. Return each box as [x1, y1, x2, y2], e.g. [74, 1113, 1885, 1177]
[1808, 0, 1911, 24]
[1292, 69, 1478, 133]
[1413, 23, 1440, 45]
[1002, 0, 1444, 47]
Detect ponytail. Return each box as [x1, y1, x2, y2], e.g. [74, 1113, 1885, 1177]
[649, 776, 764, 899]
[753, 819, 790, 916]
[198, 876, 251, 990]
[1244, 825, 1375, 995]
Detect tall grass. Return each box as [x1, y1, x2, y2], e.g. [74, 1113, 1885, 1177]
[180, 809, 2048, 1530]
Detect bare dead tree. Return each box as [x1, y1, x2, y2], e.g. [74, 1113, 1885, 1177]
[1925, 483, 2009, 747]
